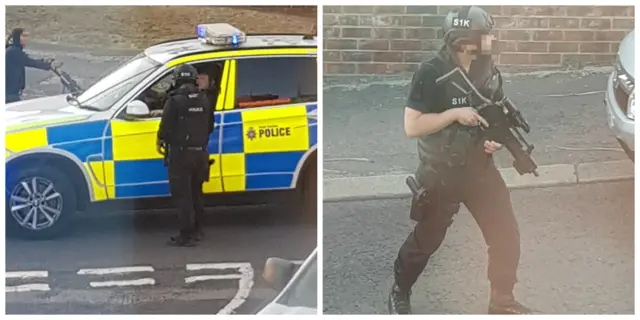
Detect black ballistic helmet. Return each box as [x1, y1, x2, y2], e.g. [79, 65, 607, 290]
[173, 63, 198, 84]
[442, 6, 494, 48]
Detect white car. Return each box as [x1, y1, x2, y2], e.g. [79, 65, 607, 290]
[605, 30, 634, 161]
[257, 248, 317, 314]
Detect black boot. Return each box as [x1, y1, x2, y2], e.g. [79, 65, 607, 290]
[194, 228, 205, 242]
[387, 283, 412, 314]
[488, 290, 534, 314]
[168, 234, 196, 247]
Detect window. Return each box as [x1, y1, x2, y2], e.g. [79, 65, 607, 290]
[235, 56, 316, 109]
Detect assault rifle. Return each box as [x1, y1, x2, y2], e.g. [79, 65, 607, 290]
[51, 67, 83, 95]
[435, 67, 539, 176]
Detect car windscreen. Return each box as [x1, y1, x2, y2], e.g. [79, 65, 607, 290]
[75, 53, 161, 111]
[275, 256, 317, 309]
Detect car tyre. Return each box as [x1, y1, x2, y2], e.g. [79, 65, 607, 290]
[6, 165, 77, 240]
[297, 157, 317, 224]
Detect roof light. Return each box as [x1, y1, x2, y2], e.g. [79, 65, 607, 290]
[196, 23, 246, 46]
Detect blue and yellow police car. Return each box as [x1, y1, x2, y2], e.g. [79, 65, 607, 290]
[5, 23, 318, 239]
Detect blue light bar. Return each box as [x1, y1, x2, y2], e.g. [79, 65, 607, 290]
[196, 23, 246, 46]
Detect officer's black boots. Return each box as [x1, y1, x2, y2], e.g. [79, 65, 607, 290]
[194, 228, 205, 242]
[488, 290, 534, 314]
[388, 283, 412, 314]
[168, 235, 196, 247]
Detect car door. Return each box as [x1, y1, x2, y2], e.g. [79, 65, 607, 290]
[219, 54, 317, 192]
[106, 60, 227, 199]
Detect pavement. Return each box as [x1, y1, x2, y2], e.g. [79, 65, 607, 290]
[323, 181, 634, 314]
[9, 42, 316, 314]
[323, 68, 630, 180]
[6, 205, 316, 314]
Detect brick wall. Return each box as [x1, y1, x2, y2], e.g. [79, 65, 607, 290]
[323, 6, 635, 75]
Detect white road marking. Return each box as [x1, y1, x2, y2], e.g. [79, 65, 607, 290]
[185, 274, 243, 284]
[89, 278, 156, 288]
[6, 271, 49, 279]
[185, 263, 254, 315]
[6, 284, 50, 293]
[77, 266, 154, 275]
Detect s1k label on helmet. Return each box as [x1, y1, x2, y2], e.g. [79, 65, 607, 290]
[452, 18, 471, 28]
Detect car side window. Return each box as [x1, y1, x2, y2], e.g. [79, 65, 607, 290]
[234, 56, 317, 109]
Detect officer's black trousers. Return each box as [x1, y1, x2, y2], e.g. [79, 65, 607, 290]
[168, 149, 209, 238]
[394, 159, 520, 294]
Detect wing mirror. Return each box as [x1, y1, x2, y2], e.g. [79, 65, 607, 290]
[126, 100, 150, 117]
[263, 257, 297, 292]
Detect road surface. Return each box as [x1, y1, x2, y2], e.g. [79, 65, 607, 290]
[323, 181, 634, 314]
[323, 71, 628, 178]
[7, 205, 316, 314]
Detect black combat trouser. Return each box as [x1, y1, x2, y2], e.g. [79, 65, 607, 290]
[168, 148, 209, 238]
[394, 153, 520, 295]
[6, 92, 21, 103]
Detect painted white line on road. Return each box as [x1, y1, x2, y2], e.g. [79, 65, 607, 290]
[6, 271, 48, 279]
[89, 278, 156, 288]
[185, 274, 243, 284]
[6, 284, 50, 293]
[77, 266, 154, 275]
[207, 263, 255, 315]
[186, 263, 248, 271]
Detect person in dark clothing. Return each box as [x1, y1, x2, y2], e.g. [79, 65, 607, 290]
[387, 6, 533, 315]
[5, 28, 61, 103]
[157, 63, 215, 247]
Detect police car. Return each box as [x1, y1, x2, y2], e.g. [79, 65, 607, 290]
[5, 24, 318, 239]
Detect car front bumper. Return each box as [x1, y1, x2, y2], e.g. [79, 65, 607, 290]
[605, 72, 634, 152]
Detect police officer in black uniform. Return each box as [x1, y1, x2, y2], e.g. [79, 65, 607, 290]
[157, 63, 214, 247]
[387, 6, 533, 314]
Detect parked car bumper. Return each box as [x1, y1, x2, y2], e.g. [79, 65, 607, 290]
[605, 72, 635, 155]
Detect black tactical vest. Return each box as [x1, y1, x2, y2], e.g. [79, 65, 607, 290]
[416, 52, 483, 170]
[169, 84, 211, 148]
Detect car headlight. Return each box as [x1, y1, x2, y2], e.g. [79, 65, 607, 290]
[627, 91, 635, 120]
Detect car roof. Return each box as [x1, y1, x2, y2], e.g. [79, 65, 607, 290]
[144, 34, 317, 64]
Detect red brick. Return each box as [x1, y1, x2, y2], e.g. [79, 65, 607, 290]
[494, 17, 516, 29]
[482, 6, 503, 15]
[342, 52, 373, 62]
[517, 17, 550, 28]
[549, 42, 579, 52]
[593, 53, 616, 64]
[437, 6, 459, 15]
[503, 6, 557, 16]
[324, 51, 341, 62]
[338, 15, 360, 26]
[406, 6, 438, 15]
[325, 39, 357, 50]
[357, 63, 389, 74]
[496, 40, 517, 52]
[358, 39, 390, 50]
[610, 43, 620, 53]
[391, 40, 422, 51]
[343, 6, 374, 14]
[323, 15, 339, 26]
[562, 54, 596, 66]
[500, 30, 531, 41]
[530, 54, 562, 65]
[568, 6, 633, 17]
[373, 28, 404, 39]
[579, 42, 611, 53]
[323, 6, 342, 14]
[594, 31, 627, 41]
[373, 51, 404, 63]
[421, 15, 445, 27]
[580, 18, 611, 30]
[548, 17, 578, 29]
[323, 27, 341, 38]
[517, 42, 548, 53]
[402, 16, 423, 27]
[613, 18, 634, 29]
[564, 31, 595, 41]
[374, 6, 406, 14]
[372, 15, 403, 27]
[342, 27, 373, 38]
[532, 30, 563, 41]
[500, 53, 530, 65]
[404, 52, 434, 63]
[326, 63, 356, 74]
[405, 28, 438, 40]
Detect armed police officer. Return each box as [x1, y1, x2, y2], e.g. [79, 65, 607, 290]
[387, 6, 533, 315]
[157, 63, 214, 247]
